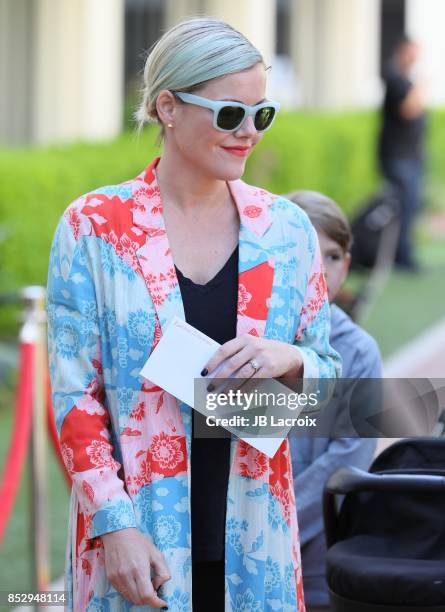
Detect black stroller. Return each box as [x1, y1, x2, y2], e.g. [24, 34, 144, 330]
[323, 438, 445, 611]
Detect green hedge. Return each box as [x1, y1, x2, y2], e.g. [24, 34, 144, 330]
[0, 110, 444, 336]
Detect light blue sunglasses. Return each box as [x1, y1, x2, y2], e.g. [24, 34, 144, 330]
[173, 91, 280, 132]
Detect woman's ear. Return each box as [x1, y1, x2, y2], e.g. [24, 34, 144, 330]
[156, 90, 177, 127]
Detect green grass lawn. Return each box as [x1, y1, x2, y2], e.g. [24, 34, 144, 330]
[358, 222, 445, 357]
[0, 381, 70, 593]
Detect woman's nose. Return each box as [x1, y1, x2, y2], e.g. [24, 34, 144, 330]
[235, 115, 257, 137]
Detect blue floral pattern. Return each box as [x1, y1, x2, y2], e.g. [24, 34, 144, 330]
[48, 159, 341, 611]
[153, 514, 181, 550]
[163, 588, 190, 612]
[233, 589, 262, 611]
[128, 309, 155, 346]
[264, 556, 281, 593]
[55, 321, 80, 359]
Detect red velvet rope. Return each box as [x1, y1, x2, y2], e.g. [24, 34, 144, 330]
[0, 346, 72, 545]
[0, 342, 34, 545]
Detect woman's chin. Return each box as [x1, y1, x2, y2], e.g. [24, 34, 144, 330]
[214, 158, 247, 182]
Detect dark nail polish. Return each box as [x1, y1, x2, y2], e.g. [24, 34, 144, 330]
[207, 383, 215, 392]
[200, 368, 208, 377]
[161, 607, 169, 611]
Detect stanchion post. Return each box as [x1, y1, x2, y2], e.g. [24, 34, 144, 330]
[20, 286, 50, 597]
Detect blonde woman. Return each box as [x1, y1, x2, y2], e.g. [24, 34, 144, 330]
[47, 17, 340, 611]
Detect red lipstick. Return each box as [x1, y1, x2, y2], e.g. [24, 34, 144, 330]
[222, 146, 252, 158]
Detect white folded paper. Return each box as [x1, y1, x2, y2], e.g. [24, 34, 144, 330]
[140, 316, 288, 457]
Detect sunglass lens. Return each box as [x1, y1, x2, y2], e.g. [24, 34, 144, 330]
[254, 107, 275, 131]
[217, 106, 245, 130]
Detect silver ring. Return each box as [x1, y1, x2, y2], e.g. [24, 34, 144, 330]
[248, 359, 260, 374]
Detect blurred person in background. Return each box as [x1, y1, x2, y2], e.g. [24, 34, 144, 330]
[286, 191, 381, 612]
[378, 35, 427, 271]
[47, 17, 341, 612]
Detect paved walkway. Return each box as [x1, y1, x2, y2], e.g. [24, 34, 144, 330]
[376, 315, 445, 455]
[383, 316, 445, 378]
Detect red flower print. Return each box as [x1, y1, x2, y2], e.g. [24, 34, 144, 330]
[134, 459, 152, 489]
[84, 513, 93, 538]
[166, 266, 177, 289]
[155, 393, 164, 414]
[151, 292, 165, 306]
[238, 284, 252, 314]
[153, 320, 162, 348]
[238, 446, 268, 479]
[145, 273, 157, 286]
[248, 328, 259, 336]
[102, 229, 118, 248]
[306, 272, 326, 313]
[82, 480, 95, 503]
[243, 205, 262, 219]
[133, 186, 155, 209]
[130, 401, 145, 421]
[82, 558, 92, 577]
[119, 233, 140, 268]
[121, 427, 141, 437]
[86, 440, 120, 469]
[149, 432, 184, 471]
[61, 443, 74, 472]
[67, 208, 81, 240]
[296, 271, 327, 340]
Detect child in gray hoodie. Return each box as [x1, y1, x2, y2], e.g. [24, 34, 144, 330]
[286, 191, 382, 612]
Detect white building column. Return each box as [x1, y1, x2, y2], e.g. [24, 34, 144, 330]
[1, 0, 124, 146]
[405, 0, 445, 107]
[32, 0, 125, 145]
[291, 0, 381, 110]
[0, 0, 33, 145]
[192, 0, 277, 66]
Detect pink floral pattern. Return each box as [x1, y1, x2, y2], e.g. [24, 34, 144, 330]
[149, 432, 184, 471]
[86, 440, 120, 469]
[48, 156, 340, 611]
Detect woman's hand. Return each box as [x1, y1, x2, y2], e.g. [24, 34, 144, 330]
[101, 528, 170, 608]
[203, 335, 304, 381]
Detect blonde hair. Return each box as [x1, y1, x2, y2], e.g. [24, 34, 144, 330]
[286, 190, 353, 253]
[135, 17, 264, 138]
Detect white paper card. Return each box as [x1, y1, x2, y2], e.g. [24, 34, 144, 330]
[140, 316, 289, 458]
[140, 316, 219, 407]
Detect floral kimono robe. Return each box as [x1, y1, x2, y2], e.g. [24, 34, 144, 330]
[47, 157, 341, 611]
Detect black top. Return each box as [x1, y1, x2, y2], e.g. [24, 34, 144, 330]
[378, 63, 426, 162]
[175, 246, 238, 562]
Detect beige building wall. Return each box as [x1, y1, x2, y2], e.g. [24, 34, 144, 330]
[1, 0, 124, 147]
[0, 0, 33, 145]
[3, 0, 443, 147]
[406, 0, 445, 107]
[165, 0, 277, 66]
[291, 0, 381, 110]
